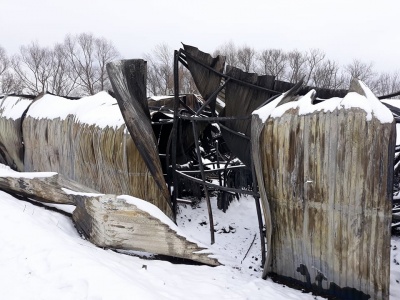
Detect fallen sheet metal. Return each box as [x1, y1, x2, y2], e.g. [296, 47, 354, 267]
[222, 66, 275, 167]
[183, 44, 225, 113]
[73, 194, 221, 266]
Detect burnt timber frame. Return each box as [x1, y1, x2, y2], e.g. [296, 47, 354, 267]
[166, 46, 400, 269]
[168, 48, 272, 264]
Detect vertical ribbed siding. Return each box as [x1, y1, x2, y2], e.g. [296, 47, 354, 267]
[22, 117, 173, 220]
[256, 107, 394, 299]
[0, 97, 32, 171]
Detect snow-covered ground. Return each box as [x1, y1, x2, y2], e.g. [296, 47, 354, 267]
[0, 189, 321, 300]
[1, 188, 400, 299]
[391, 237, 400, 298]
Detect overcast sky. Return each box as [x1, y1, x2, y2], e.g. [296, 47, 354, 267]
[1, 0, 399, 73]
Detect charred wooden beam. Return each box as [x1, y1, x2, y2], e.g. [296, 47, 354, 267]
[176, 170, 259, 197]
[170, 50, 181, 217]
[378, 90, 400, 100]
[191, 120, 215, 244]
[195, 78, 230, 116]
[107, 60, 172, 218]
[381, 102, 400, 116]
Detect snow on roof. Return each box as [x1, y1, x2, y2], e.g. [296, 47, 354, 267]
[0, 95, 32, 120]
[26, 92, 125, 129]
[253, 81, 394, 124]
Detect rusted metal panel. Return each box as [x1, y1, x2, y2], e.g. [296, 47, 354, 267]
[252, 80, 394, 299]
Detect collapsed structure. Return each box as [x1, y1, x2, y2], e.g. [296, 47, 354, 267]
[0, 44, 397, 299]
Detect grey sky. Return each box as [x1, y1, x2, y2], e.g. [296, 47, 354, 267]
[1, 0, 398, 73]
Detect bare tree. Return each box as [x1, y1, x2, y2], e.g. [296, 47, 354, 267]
[286, 49, 307, 83]
[11, 42, 54, 94]
[0, 46, 8, 76]
[312, 60, 347, 90]
[145, 43, 174, 95]
[10, 42, 76, 96]
[8, 38, 397, 99]
[257, 48, 287, 79]
[237, 45, 256, 73]
[63, 33, 119, 95]
[8, 34, 118, 96]
[304, 49, 326, 85]
[0, 71, 24, 94]
[344, 59, 376, 83]
[0, 46, 22, 94]
[95, 37, 119, 92]
[178, 66, 197, 94]
[214, 41, 239, 68]
[47, 43, 78, 96]
[146, 61, 164, 96]
[374, 72, 400, 97]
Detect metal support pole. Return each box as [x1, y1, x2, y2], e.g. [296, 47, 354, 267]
[250, 144, 266, 266]
[192, 120, 215, 244]
[169, 50, 181, 218]
[216, 140, 222, 187]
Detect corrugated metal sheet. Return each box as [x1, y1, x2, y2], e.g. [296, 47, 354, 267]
[252, 81, 394, 299]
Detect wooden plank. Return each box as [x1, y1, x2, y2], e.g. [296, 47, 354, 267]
[106, 60, 172, 218]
